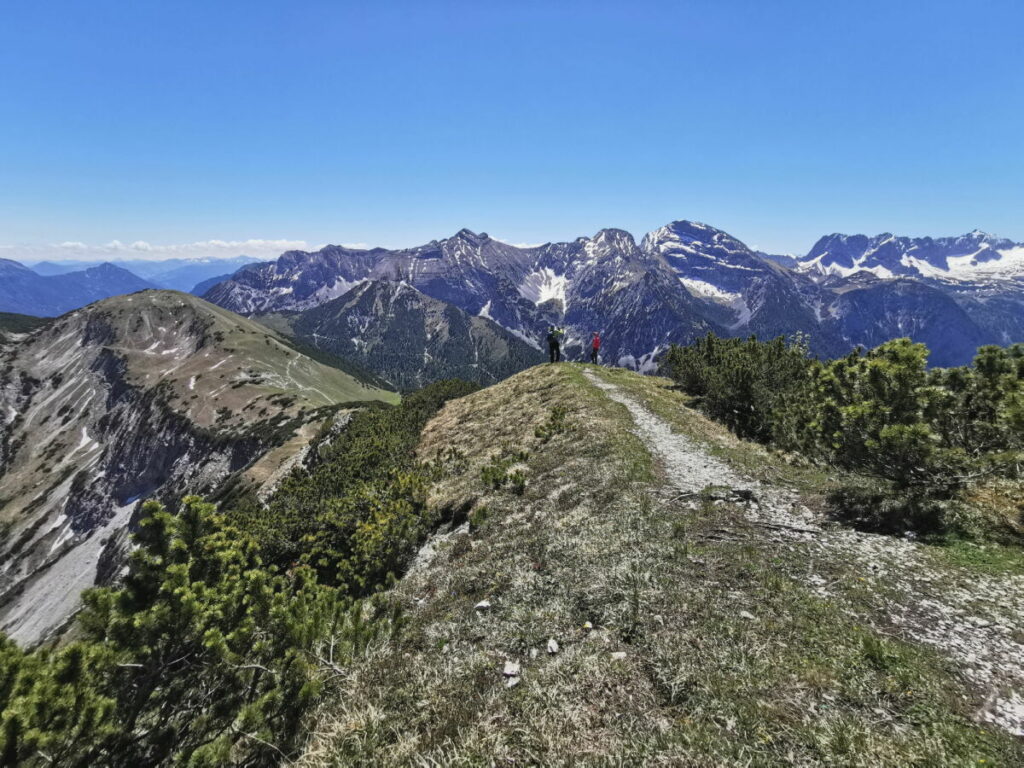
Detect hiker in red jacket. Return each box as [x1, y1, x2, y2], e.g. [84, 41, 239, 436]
[590, 331, 601, 364]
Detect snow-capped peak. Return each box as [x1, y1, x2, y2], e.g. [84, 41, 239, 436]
[798, 231, 1024, 281]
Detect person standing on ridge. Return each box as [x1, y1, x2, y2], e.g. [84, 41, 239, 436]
[590, 331, 601, 364]
[546, 325, 564, 363]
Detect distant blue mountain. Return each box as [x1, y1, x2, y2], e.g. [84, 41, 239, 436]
[0, 260, 157, 316]
[25, 256, 262, 292]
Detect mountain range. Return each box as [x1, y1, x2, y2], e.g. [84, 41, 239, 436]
[0, 256, 265, 319]
[203, 221, 1024, 368]
[0, 260, 158, 317]
[27, 255, 262, 293]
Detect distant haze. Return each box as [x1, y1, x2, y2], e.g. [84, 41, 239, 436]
[2, 239, 319, 264]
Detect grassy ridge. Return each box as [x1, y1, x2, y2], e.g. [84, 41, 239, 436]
[297, 364, 1023, 765]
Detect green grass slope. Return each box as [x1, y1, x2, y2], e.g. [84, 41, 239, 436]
[97, 291, 398, 427]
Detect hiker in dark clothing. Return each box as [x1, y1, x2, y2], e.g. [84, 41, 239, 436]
[590, 331, 601, 364]
[547, 325, 563, 363]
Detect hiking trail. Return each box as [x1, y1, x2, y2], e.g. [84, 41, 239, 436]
[583, 368, 1024, 736]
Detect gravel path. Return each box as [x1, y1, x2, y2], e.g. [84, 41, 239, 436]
[585, 369, 1024, 736]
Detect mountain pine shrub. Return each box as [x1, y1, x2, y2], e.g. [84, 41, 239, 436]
[1, 378, 477, 765]
[662, 335, 1024, 538]
[229, 379, 478, 584]
[0, 497, 397, 766]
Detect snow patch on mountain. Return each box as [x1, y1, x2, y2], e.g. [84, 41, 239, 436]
[943, 245, 1024, 279]
[729, 299, 753, 329]
[509, 327, 542, 351]
[804, 260, 897, 279]
[799, 231, 1024, 282]
[518, 268, 568, 307]
[305, 276, 366, 307]
[679, 277, 741, 302]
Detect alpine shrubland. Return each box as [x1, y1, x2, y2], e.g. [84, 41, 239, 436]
[296, 364, 1023, 765]
[661, 334, 1024, 541]
[0, 381, 473, 766]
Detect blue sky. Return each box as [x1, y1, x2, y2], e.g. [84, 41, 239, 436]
[1, 0, 1021, 260]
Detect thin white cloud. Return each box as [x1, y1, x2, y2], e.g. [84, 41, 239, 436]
[1, 238, 314, 263]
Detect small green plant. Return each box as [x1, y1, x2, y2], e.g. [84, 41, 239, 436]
[468, 504, 490, 531]
[535, 405, 569, 443]
[507, 469, 527, 495]
[481, 455, 510, 489]
[480, 448, 529, 494]
[860, 631, 898, 672]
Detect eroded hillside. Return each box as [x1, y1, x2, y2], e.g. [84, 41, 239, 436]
[0, 290, 395, 644]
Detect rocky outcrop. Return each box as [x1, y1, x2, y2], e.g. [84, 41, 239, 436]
[205, 221, 1024, 368]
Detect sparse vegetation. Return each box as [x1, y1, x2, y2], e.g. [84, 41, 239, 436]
[480, 447, 530, 493]
[534, 404, 568, 443]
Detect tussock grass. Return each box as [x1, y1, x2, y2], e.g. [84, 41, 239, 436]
[297, 364, 1023, 766]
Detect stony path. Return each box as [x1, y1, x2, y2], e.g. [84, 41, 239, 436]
[584, 369, 1024, 736]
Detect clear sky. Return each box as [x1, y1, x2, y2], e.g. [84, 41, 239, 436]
[1, 0, 1022, 261]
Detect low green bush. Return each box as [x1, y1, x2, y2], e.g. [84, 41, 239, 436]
[662, 335, 1024, 538]
[0, 379, 477, 765]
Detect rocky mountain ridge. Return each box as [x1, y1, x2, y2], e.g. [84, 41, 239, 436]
[204, 220, 1024, 368]
[274, 280, 546, 390]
